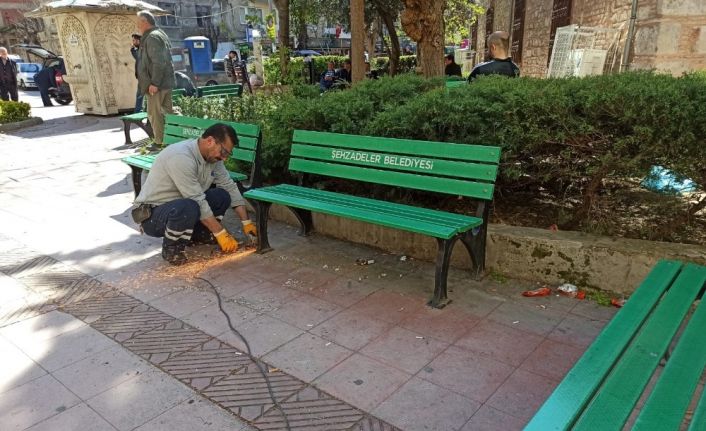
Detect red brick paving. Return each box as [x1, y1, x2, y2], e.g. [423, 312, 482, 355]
[0, 232, 615, 430]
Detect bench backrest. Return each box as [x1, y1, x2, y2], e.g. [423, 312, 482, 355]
[197, 84, 243, 98]
[446, 80, 467, 89]
[289, 130, 501, 200]
[163, 114, 260, 164]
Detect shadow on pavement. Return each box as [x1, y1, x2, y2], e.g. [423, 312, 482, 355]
[5, 115, 124, 139]
[97, 175, 133, 198]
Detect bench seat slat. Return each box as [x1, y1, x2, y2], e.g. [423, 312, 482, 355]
[294, 130, 501, 164]
[633, 265, 706, 430]
[289, 158, 494, 200]
[272, 184, 480, 229]
[244, 185, 482, 238]
[524, 260, 683, 431]
[121, 112, 148, 122]
[689, 386, 706, 431]
[291, 143, 499, 181]
[572, 263, 706, 430]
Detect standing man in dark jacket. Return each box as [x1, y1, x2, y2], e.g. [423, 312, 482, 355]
[224, 50, 238, 84]
[0, 47, 19, 101]
[34, 66, 55, 107]
[136, 10, 175, 146]
[468, 31, 520, 82]
[131, 33, 143, 112]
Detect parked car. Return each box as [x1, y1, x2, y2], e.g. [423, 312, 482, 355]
[16, 62, 42, 89]
[13, 44, 72, 105]
[292, 49, 321, 57]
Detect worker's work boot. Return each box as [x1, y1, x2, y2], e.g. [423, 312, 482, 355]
[189, 228, 216, 246]
[162, 241, 187, 265]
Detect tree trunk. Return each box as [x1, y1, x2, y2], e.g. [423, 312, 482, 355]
[401, 0, 445, 77]
[350, 0, 366, 82]
[297, 20, 308, 48]
[380, 11, 400, 76]
[273, 0, 290, 81]
[365, 17, 380, 65]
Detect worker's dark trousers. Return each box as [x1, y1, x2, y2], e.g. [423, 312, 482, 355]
[142, 188, 231, 247]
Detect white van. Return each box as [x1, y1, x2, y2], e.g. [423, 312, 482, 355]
[16, 62, 42, 89]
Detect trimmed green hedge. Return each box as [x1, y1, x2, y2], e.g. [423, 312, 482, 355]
[263, 55, 417, 84]
[177, 72, 706, 242]
[0, 100, 31, 124]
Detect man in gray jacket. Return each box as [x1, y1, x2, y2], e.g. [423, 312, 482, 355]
[132, 123, 257, 265]
[136, 10, 175, 146]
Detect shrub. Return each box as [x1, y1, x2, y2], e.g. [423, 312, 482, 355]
[178, 72, 706, 242]
[0, 100, 31, 124]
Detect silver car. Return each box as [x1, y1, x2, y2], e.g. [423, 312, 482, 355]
[17, 62, 42, 89]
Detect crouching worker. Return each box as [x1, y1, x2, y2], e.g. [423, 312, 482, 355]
[130, 123, 256, 265]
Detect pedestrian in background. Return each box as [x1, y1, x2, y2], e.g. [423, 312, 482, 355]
[0, 47, 19, 102]
[444, 54, 463, 77]
[136, 10, 175, 146]
[224, 50, 238, 84]
[130, 33, 143, 113]
[34, 66, 55, 107]
[468, 31, 520, 82]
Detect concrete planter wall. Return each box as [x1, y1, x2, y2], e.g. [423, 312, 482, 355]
[268, 205, 706, 295]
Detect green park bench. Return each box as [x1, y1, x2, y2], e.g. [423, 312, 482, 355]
[120, 88, 187, 146]
[197, 83, 243, 98]
[525, 260, 706, 431]
[121, 114, 263, 197]
[243, 130, 501, 308]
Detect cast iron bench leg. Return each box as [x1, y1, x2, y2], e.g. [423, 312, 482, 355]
[130, 166, 143, 198]
[122, 120, 133, 146]
[429, 237, 459, 309]
[460, 229, 486, 279]
[461, 202, 490, 279]
[140, 120, 154, 139]
[254, 201, 273, 253]
[287, 207, 313, 236]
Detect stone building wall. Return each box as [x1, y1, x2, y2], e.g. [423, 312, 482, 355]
[470, 0, 706, 77]
[520, 0, 553, 77]
[632, 1, 706, 74]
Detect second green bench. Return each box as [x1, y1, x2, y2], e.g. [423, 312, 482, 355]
[120, 88, 187, 146]
[197, 83, 243, 98]
[121, 114, 263, 197]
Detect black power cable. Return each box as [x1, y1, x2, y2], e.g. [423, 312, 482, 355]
[195, 276, 291, 431]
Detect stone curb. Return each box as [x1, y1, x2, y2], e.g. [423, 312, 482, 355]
[0, 116, 43, 132]
[268, 206, 706, 295]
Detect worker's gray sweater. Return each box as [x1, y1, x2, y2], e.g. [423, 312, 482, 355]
[134, 139, 245, 219]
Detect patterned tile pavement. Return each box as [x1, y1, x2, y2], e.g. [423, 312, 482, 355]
[0, 235, 401, 431]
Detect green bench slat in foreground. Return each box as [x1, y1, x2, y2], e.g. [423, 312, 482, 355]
[121, 114, 263, 197]
[120, 88, 186, 146]
[525, 260, 706, 431]
[244, 129, 501, 308]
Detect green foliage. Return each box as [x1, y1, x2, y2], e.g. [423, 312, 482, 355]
[445, 0, 484, 45]
[0, 100, 31, 124]
[178, 72, 706, 241]
[264, 55, 417, 84]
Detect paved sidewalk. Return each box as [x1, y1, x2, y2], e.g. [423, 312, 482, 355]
[0, 92, 617, 430]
